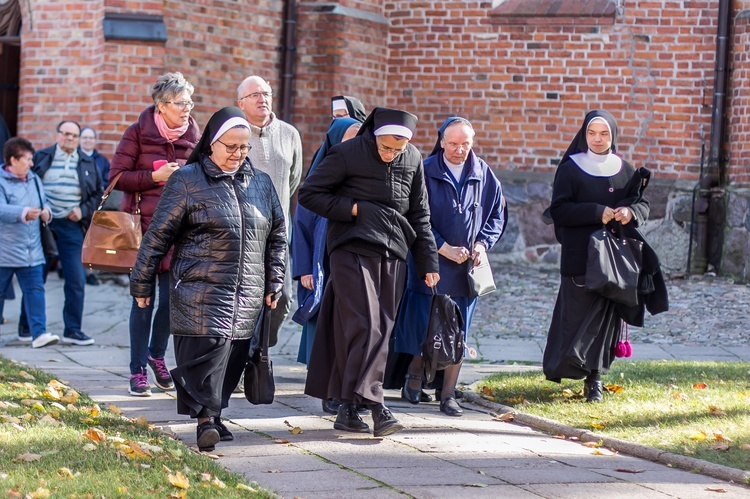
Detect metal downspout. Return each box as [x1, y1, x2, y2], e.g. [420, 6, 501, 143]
[699, 0, 732, 273]
[279, 0, 297, 123]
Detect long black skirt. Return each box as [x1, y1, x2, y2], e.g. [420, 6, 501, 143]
[543, 275, 622, 383]
[304, 249, 406, 405]
[172, 336, 251, 418]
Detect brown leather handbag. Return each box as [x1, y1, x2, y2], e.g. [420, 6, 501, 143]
[81, 173, 142, 273]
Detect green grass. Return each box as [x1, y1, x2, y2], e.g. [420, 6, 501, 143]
[0, 355, 274, 498]
[476, 360, 750, 472]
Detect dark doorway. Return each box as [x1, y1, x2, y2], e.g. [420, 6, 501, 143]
[0, 42, 20, 136]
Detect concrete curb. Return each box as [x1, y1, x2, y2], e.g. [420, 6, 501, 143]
[462, 391, 750, 487]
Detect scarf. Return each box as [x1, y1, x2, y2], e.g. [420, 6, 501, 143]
[154, 110, 189, 143]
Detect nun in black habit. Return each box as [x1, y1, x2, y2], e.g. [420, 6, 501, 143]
[543, 110, 668, 402]
[299, 107, 440, 437]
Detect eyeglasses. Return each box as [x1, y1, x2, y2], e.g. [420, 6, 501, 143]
[215, 140, 251, 155]
[58, 131, 80, 139]
[377, 144, 407, 158]
[166, 101, 195, 110]
[80, 136, 96, 141]
[240, 91, 273, 101]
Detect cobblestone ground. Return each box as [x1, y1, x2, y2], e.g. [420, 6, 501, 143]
[473, 257, 750, 348]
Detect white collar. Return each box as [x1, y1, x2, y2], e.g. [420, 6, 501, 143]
[571, 150, 622, 177]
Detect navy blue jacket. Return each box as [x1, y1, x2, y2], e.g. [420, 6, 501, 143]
[407, 151, 504, 296]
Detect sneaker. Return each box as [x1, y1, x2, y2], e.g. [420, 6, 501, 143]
[17, 333, 32, 343]
[31, 332, 60, 349]
[62, 331, 95, 346]
[129, 370, 152, 397]
[147, 356, 174, 391]
[214, 417, 234, 441]
[86, 274, 100, 286]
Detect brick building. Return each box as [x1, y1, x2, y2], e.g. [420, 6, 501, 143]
[2, 0, 750, 280]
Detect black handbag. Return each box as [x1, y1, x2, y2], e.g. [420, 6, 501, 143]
[244, 305, 275, 405]
[32, 177, 58, 259]
[585, 224, 644, 307]
[421, 289, 465, 383]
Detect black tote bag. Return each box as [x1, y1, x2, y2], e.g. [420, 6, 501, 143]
[421, 290, 465, 383]
[244, 305, 275, 405]
[585, 225, 644, 307]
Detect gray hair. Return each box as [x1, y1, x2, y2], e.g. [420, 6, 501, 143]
[151, 72, 194, 105]
[237, 75, 272, 100]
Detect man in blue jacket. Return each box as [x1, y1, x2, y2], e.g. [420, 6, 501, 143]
[19, 120, 103, 346]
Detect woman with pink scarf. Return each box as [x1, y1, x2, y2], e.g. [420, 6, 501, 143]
[110, 72, 200, 398]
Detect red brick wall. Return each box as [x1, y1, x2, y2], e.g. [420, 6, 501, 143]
[729, 8, 750, 186]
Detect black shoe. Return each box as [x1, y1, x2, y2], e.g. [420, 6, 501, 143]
[356, 404, 370, 414]
[86, 274, 100, 286]
[214, 417, 234, 441]
[439, 396, 464, 417]
[62, 331, 95, 346]
[435, 388, 463, 402]
[196, 421, 220, 452]
[585, 380, 603, 403]
[419, 390, 433, 403]
[372, 404, 403, 437]
[321, 398, 342, 415]
[401, 374, 422, 405]
[333, 403, 370, 433]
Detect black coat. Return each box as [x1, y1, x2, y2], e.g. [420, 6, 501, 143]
[32, 144, 104, 227]
[130, 155, 287, 339]
[298, 131, 439, 278]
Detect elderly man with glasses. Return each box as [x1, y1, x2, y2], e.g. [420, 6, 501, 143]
[18, 120, 104, 346]
[237, 75, 303, 349]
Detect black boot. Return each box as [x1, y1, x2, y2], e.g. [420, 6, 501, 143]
[321, 398, 342, 415]
[371, 404, 403, 437]
[196, 420, 220, 452]
[584, 380, 603, 403]
[333, 403, 370, 433]
[214, 417, 234, 441]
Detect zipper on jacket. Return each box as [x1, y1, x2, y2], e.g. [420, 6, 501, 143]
[174, 278, 182, 290]
[229, 177, 245, 339]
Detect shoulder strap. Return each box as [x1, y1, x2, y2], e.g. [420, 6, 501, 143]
[99, 172, 140, 214]
[32, 176, 44, 209]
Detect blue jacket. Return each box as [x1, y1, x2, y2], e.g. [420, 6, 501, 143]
[406, 151, 505, 296]
[32, 144, 104, 227]
[0, 168, 50, 268]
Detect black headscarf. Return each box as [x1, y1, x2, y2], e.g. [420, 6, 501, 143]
[428, 116, 472, 157]
[186, 106, 249, 165]
[331, 95, 367, 123]
[559, 109, 618, 166]
[357, 107, 418, 139]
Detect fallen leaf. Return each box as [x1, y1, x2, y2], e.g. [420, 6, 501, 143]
[711, 443, 730, 451]
[58, 467, 75, 479]
[236, 483, 257, 492]
[493, 412, 515, 422]
[212, 477, 227, 489]
[690, 431, 707, 441]
[603, 384, 623, 394]
[714, 432, 732, 442]
[89, 404, 101, 418]
[289, 426, 303, 435]
[274, 439, 290, 444]
[467, 483, 488, 488]
[29, 487, 51, 498]
[134, 415, 150, 427]
[83, 428, 106, 442]
[14, 453, 43, 462]
[481, 386, 493, 396]
[706, 487, 727, 493]
[43, 387, 61, 401]
[108, 404, 122, 414]
[692, 382, 708, 390]
[589, 421, 609, 430]
[582, 441, 600, 448]
[8, 490, 22, 499]
[263, 470, 282, 473]
[592, 448, 617, 456]
[614, 468, 645, 473]
[18, 370, 36, 380]
[740, 443, 750, 451]
[60, 389, 80, 404]
[673, 392, 688, 400]
[200, 473, 212, 482]
[48, 379, 67, 390]
[117, 487, 127, 494]
[168, 492, 187, 499]
[561, 388, 576, 398]
[168, 471, 190, 490]
[82, 443, 97, 452]
[708, 405, 726, 417]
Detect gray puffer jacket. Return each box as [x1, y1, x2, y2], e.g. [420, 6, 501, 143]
[130, 155, 287, 339]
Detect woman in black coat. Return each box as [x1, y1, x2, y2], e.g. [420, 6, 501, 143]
[544, 110, 667, 402]
[130, 107, 286, 452]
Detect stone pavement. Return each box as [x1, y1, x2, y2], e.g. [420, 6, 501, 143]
[1, 262, 749, 498]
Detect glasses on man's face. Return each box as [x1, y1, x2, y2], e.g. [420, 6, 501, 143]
[58, 131, 80, 139]
[166, 101, 195, 110]
[377, 143, 407, 158]
[216, 140, 252, 155]
[240, 91, 273, 101]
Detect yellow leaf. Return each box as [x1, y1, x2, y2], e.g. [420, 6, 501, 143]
[168, 492, 187, 499]
[117, 487, 127, 494]
[289, 426, 303, 435]
[212, 477, 227, 489]
[48, 379, 67, 390]
[14, 453, 43, 462]
[168, 471, 190, 490]
[108, 404, 122, 414]
[58, 467, 75, 479]
[692, 382, 708, 390]
[236, 484, 257, 492]
[31, 402, 46, 413]
[83, 428, 106, 442]
[690, 432, 707, 441]
[126, 442, 153, 459]
[60, 389, 80, 404]
[673, 392, 688, 400]
[89, 404, 101, 418]
[603, 384, 623, 394]
[29, 487, 51, 499]
[589, 421, 609, 430]
[18, 370, 36, 380]
[713, 432, 732, 442]
[43, 387, 61, 401]
[592, 448, 617, 456]
[561, 388, 576, 398]
[582, 441, 600, 448]
[134, 415, 150, 427]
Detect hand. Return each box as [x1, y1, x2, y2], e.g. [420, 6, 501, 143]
[438, 242, 471, 264]
[613, 207, 633, 225]
[41, 208, 51, 223]
[265, 292, 280, 309]
[601, 206, 616, 224]
[423, 272, 440, 288]
[471, 242, 487, 266]
[152, 162, 180, 183]
[300, 274, 314, 290]
[25, 208, 42, 222]
[67, 207, 82, 222]
[351, 202, 358, 217]
[135, 297, 150, 308]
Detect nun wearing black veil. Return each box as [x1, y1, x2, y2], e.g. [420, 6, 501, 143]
[544, 110, 667, 402]
[299, 107, 440, 437]
[130, 106, 286, 451]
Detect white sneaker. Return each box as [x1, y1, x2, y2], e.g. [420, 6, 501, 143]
[31, 333, 60, 349]
[17, 334, 33, 343]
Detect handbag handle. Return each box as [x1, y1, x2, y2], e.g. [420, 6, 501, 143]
[99, 172, 141, 214]
[32, 177, 44, 211]
[258, 303, 271, 362]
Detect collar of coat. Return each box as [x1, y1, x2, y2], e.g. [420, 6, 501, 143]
[424, 150, 483, 184]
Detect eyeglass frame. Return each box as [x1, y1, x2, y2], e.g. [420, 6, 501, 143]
[215, 139, 252, 155]
[375, 140, 408, 158]
[239, 91, 273, 101]
[165, 101, 195, 110]
[57, 131, 80, 139]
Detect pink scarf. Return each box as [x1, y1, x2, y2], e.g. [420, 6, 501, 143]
[154, 110, 189, 142]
